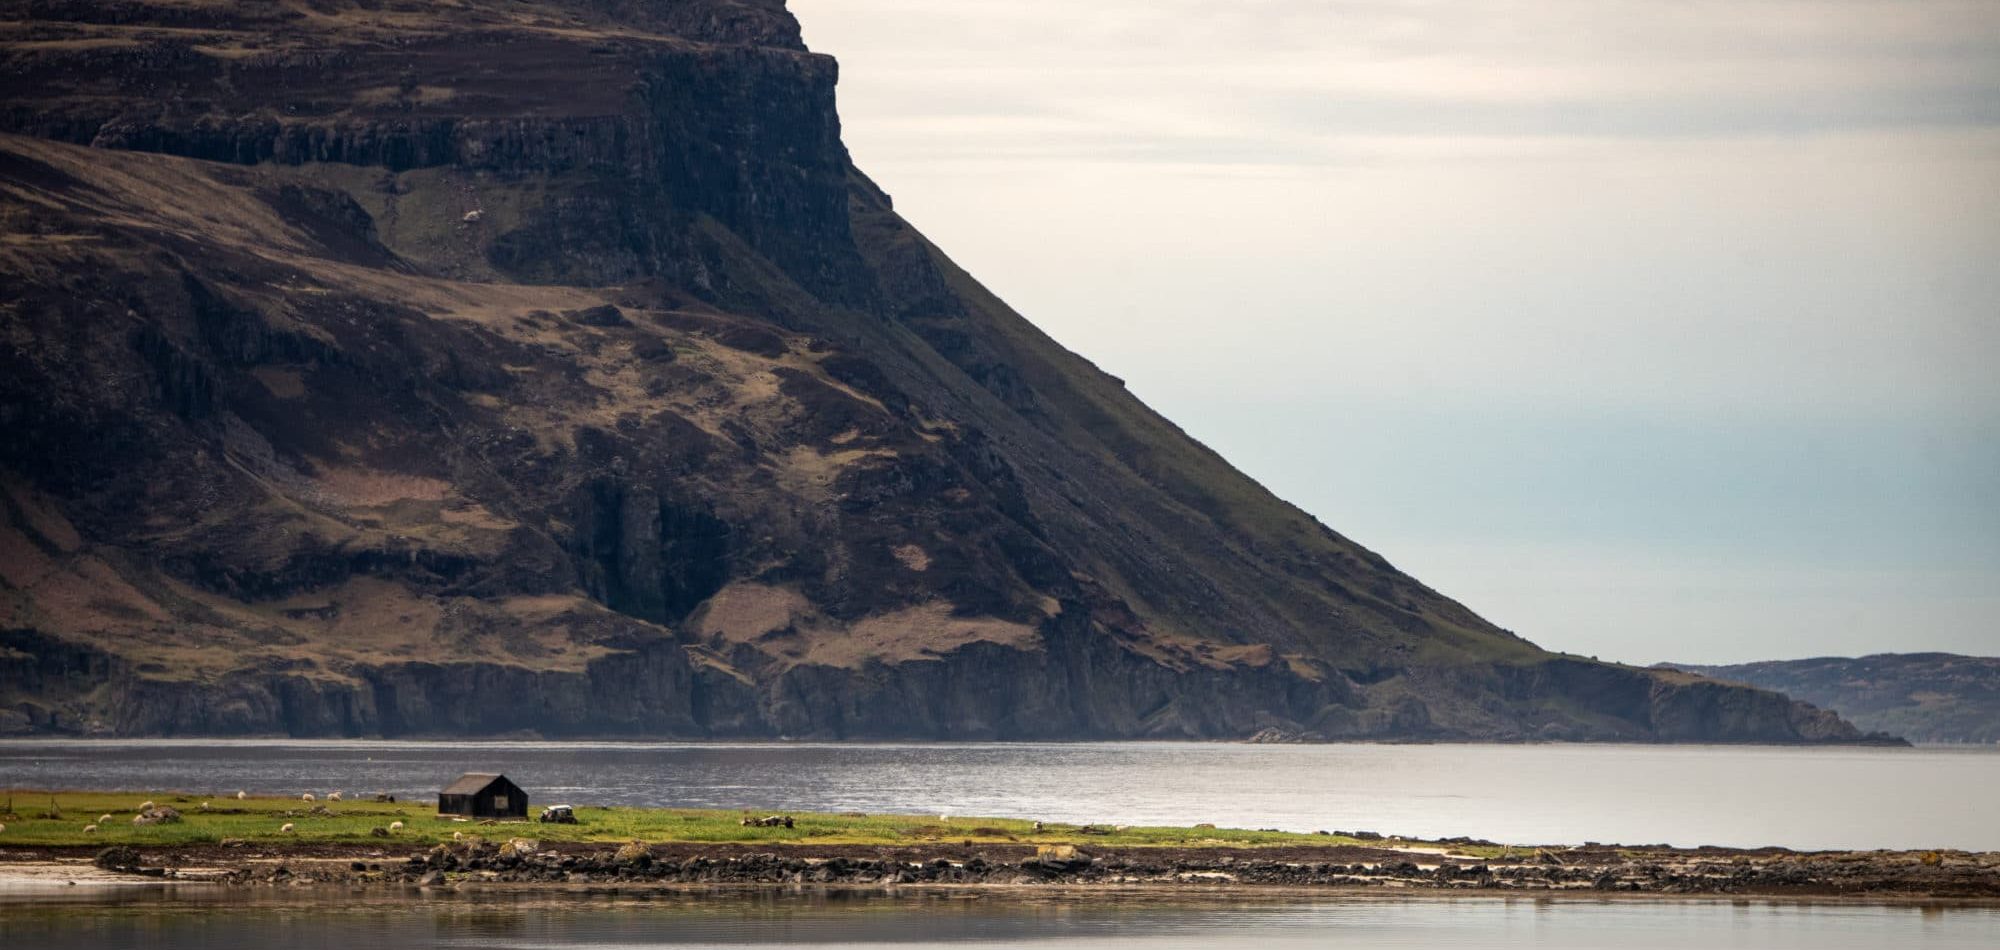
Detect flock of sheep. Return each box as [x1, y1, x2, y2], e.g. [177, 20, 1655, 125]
[8, 790, 409, 838]
[72, 799, 178, 834]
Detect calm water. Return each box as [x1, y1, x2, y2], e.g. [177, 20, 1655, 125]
[0, 889, 1994, 949]
[2, 740, 1994, 850]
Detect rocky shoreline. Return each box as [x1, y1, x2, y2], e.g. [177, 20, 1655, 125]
[9, 839, 1996, 903]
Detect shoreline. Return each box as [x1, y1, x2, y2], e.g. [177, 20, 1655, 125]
[3, 870, 1997, 909]
[4, 840, 1995, 905]
[1, 791, 1992, 905]
[3, 874, 1999, 909]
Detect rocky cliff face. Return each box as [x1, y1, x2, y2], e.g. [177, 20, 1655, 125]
[0, 0, 1876, 743]
[1666, 654, 1999, 744]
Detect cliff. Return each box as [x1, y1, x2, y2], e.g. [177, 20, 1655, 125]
[1665, 654, 2000, 744]
[0, 0, 1874, 742]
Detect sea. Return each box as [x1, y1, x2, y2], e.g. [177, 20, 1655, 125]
[2, 740, 1995, 948]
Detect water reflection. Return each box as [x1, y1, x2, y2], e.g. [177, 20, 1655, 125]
[0, 889, 1995, 949]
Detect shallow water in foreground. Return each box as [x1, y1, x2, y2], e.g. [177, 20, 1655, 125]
[0, 888, 1994, 949]
[3, 740, 1995, 850]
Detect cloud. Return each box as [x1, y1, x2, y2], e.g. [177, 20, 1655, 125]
[803, 0, 2000, 168]
[870, 135, 2000, 420]
[793, 0, 2000, 660]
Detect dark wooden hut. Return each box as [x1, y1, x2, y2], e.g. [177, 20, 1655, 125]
[437, 773, 528, 819]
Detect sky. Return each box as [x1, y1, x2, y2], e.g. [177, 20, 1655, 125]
[792, 0, 2000, 665]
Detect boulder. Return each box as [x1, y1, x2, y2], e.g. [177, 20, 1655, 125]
[1032, 844, 1093, 872]
[499, 838, 541, 859]
[93, 846, 141, 870]
[131, 805, 182, 826]
[613, 840, 653, 866]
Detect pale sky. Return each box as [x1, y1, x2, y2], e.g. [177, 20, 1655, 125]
[792, 0, 2000, 664]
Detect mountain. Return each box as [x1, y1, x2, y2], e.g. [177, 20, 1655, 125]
[0, 0, 1875, 743]
[1664, 655, 2000, 744]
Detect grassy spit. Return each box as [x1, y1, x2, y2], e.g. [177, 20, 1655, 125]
[0, 790, 1503, 856]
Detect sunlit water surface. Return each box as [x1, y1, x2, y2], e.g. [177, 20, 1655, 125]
[2, 740, 1994, 850]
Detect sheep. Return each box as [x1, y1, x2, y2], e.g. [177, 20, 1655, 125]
[0, 822, 7, 834]
[138, 801, 154, 811]
[301, 792, 316, 803]
[389, 821, 404, 832]
[452, 831, 464, 841]
[82, 824, 98, 834]
[236, 791, 246, 800]
[326, 791, 342, 802]
[98, 813, 114, 824]
[199, 802, 210, 812]
[280, 823, 295, 834]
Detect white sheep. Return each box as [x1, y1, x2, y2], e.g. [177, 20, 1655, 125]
[389, 821, 404, 832]
[98, 813, 114, 824]
[452, 831, 464, 841]
[138, 801, 154, 811]
[199, 802, 210, 811]
[301, 793, 316, 803]
[236, 791, 246, 800]
[327, 791, 342, 802]
[0, 822, 8, 833]
[82, 824, 98, 834]
[280, 823, 295, 833]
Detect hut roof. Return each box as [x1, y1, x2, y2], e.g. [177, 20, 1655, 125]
[442, 772, 507, 794]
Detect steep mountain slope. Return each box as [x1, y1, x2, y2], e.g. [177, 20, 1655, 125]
[0, 0, 1873, 742]
[1667, 655, 2000, 744]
